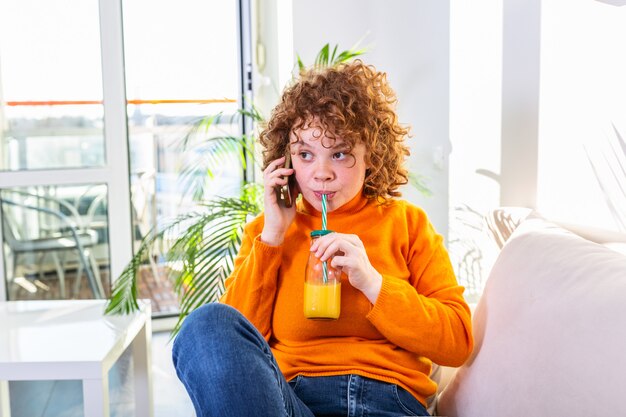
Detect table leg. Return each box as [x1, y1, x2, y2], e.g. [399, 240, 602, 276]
[0, 380, 10, 417]
[132, 320, 154, 417]
[82, 376, 109, 417]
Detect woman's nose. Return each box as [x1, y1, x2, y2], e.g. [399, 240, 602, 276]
[313, 160, 334, 181]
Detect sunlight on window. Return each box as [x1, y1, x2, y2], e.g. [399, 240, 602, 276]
[537, 0, 626, 231]
[122, 0, 242, 316]
[0, 0, 104, 171]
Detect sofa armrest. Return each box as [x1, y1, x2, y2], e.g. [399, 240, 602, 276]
[434, 364, 457, 395]
[436, 215, 626, 417]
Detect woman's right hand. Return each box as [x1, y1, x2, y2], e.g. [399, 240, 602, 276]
[260, 155, 297, 246]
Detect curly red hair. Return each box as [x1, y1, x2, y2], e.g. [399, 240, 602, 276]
[259, 60, 410, 202]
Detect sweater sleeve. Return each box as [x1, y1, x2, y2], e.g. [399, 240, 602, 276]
[219, 217, 283, 341]
[366, 212, 473, 367]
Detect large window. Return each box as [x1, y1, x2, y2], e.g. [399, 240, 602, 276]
[123, 0, 244, 316]
[0, 0, 248, 310]
[0, 0, 115, 301]
[1, 185, 109, 300]
[0, 0, 105, 171]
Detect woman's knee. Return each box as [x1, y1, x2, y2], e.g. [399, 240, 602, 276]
[184, 302, 238, 329]
[173, 304, 238, 371]
[173, 303, 252, 356]
[176, 303, 238, 343]
[172, 303, 267, 380]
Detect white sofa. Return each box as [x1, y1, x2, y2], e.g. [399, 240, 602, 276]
[434, 209, 626, 417]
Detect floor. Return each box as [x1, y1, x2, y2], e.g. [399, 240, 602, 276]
[10, 264, 181, 315]
[8, 331, 195, 417]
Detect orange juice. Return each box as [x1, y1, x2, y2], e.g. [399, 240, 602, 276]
[304, 281, 341, 319]
[304, 230, 342, 320]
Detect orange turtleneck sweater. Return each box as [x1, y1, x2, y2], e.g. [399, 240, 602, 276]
[220, 192, 473, 406]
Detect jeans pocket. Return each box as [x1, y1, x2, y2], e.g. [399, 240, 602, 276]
[288, 375, 302, 392]
[392, 385, 429, 416]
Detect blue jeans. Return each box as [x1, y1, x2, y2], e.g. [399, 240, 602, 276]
[172, 303, 430, 417]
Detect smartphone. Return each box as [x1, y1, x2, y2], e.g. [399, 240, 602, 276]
[275, 151, 295, 208]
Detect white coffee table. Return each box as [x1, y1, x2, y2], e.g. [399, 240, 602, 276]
[0, 299, 153, 417]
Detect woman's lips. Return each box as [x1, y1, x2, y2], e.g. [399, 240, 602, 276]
[314, 191, 336, 199]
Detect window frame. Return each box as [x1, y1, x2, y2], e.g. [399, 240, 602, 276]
[0, 0, 253, 303]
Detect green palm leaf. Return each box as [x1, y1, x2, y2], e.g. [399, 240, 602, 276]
[408, 172, 433, 197]
[297, 42, 367, 75]
[105, 196, 259, 323]
[176, 109, 258, 202]
[167, 199, 256, 334]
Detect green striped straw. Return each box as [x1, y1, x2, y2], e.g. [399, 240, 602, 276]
[322, 194, 328, 283]
[321, 194, 328, 230]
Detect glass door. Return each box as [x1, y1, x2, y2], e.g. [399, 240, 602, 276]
[0, 0, 250, 310]
[0, 0, 132, 301]
[122, 0, 247, 317]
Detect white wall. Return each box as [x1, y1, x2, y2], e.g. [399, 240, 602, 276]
[252, 0, 293, 122]
[289, 0, 453, 239]
[501, 0, 541, 208]
[448, 0, 503, 298]
[449, 1, 503, 213]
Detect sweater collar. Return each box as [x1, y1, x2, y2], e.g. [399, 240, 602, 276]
[298, 190, 371, 217]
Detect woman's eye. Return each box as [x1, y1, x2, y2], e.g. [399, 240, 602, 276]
[299, 152, 312, 160]
[333, 152, 347, 160]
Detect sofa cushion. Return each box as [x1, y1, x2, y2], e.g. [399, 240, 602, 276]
[604, 242, 626, 256]
[437, 217, 626, 417]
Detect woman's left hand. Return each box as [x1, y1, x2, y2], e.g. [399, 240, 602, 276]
[310, 232, 382, 304]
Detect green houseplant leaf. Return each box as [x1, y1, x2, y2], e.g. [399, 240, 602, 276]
[176, 105, 261, 202]
[296, 42, 366, 74]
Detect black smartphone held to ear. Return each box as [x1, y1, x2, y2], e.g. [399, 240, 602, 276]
[275, 151, 295, 208]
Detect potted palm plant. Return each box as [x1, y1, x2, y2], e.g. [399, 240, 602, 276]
[104, 44, 377, 332]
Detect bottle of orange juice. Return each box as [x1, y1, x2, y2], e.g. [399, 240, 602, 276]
[304, 230, 341, 320]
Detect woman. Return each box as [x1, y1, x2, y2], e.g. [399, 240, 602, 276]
[173, 60, 473, 417]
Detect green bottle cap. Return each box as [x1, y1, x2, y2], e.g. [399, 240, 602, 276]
[310, 229, 334, 238]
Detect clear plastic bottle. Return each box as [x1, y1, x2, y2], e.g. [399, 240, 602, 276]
[304, 230, 342, 320]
